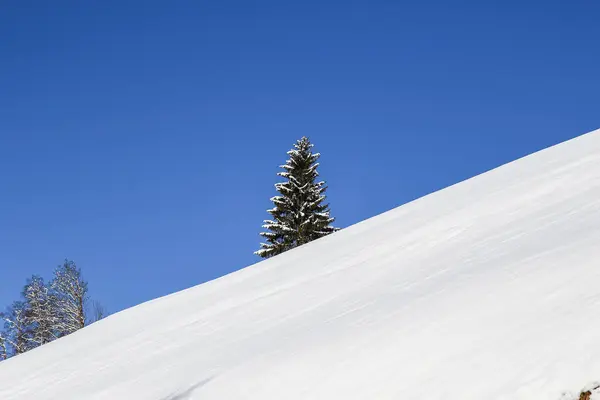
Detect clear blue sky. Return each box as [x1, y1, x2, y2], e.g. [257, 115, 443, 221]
[1, 1, 598, 314]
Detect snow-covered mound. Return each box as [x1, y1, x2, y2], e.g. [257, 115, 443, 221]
[2, 129, 600, 400]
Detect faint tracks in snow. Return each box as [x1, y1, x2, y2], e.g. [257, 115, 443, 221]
[161, 377, 213, 400]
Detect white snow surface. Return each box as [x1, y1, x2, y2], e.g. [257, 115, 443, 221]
[2, 129, 600, 399]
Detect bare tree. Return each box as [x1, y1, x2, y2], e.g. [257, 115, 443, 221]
[89, 300, 107, 324]
[0, 332, 7, 361]
[23, 276, 59, 348]
[0, 259, 102, 359]
[2, 302, 30, 356]
[51, 260, 88, 336]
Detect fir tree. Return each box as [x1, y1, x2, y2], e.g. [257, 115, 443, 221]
[256, 136, 338, 258]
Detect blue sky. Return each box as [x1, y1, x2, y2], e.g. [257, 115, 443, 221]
[1, 0, 598, 314]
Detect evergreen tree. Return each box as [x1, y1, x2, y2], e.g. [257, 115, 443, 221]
[51, 259, 88, 335]
[256, 136, 338, 258]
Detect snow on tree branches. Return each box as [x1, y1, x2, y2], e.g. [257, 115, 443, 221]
[22, 275, 60, 348]
[0, 259, 104, 360]
[2, 301, 31, 356]
[0, 331, 7, 361]
[52, 260, 89, 336]
[256, 136, 338, 258]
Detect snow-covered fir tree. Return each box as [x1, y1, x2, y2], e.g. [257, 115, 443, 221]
[256, 136, 338, 258]
[22, 276, 59, 348]
[51, 260, 88, 335]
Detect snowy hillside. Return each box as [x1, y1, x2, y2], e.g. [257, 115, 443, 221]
[2, 129, 600, 399]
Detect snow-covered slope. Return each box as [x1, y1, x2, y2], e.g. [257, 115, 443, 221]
[2, 129, 600, 400]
